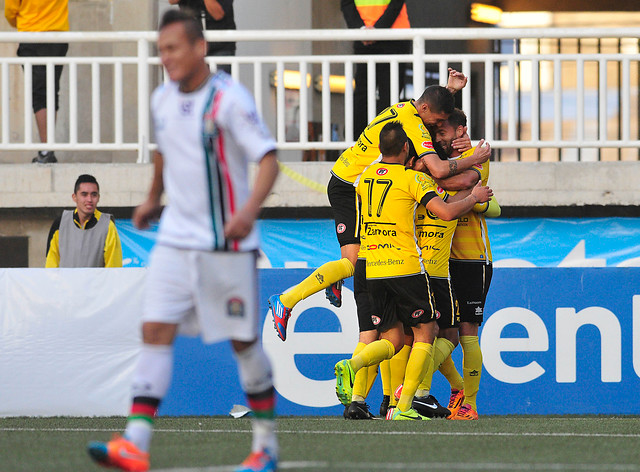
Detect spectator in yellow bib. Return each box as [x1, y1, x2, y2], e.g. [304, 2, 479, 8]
[45, 174, 123, 268]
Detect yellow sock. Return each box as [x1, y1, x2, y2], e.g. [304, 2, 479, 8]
[460, 335, 482, 410]
[439, 354, 464, 391]
[280, 258, 354, 309]
[397, 342, 432, 412]
[389, 344, 411, 407]
[418, 337, 455, 394]
[416, 351, 435, 397]
[365, 364, 378, 397]
[351, 339, 395, 372]
[380, 359, 391, 396]
[351, 343, 367, 401]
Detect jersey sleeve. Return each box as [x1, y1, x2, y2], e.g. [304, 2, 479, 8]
[407, 169, 438, 204]
[407, 123, 437, 159]
[219, 83, 276, 163]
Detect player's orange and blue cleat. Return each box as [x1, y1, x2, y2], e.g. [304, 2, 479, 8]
[325, 280, 343, 307]
[87, 434, 149, 471]
[268, 294, 292, 341]
[235, 448, 278, 472]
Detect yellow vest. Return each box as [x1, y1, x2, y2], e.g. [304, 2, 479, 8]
[354, 0, 410, 29]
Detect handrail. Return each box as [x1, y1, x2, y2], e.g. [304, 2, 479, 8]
[1, 27, 639, 163]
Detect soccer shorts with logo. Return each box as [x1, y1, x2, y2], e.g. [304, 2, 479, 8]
[449, 260, 493, 325]
[367, 274, 436, 332]
[327, 174, 360, 247]
[354, 258, 376, 332]
[143, 245, 259, 343]
[429, 276, 460, 329]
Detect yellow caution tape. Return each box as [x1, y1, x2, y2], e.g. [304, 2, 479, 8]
[278, 161, 328, 194]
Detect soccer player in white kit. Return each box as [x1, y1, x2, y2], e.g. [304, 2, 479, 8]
[87, 9, 280, 472]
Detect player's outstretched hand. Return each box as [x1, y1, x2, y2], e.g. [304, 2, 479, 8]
[447, 68, 468, 93]
[471, 181, 493, 204]
[470, 139, 491, 164]
[133, 199, 162, 230]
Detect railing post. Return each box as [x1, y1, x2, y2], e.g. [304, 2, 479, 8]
[137, 38, 150, 163]
[412, 35, 425, 97]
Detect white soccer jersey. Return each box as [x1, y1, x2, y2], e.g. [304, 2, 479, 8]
[151, 72, 276, 252]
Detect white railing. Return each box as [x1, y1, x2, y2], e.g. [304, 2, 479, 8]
[1, 28, 640, 162]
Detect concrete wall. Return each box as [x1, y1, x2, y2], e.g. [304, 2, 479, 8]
[2, 161, 640, 267]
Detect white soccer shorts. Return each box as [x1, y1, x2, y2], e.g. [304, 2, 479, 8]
[143, 244, 259, 344]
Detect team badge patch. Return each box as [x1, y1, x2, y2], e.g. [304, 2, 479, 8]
[227, 297, 245, 318]
[376, 168, 388, 176]
[411, 309, 424, 318]
[435, 310, 441, 320]
[397, 103, 405, 108]
[422, 141, 434, 150]
[336, 223, 346, 234]
[371, 315, 381, 325]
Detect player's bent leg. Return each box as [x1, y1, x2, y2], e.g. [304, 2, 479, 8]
[279, 258, 354, 309]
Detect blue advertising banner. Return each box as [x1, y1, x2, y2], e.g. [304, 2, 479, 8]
[159, 267, 640, 417]
[117, 218, 640, 269]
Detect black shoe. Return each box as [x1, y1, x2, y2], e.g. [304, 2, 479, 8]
[343, 404, 349, 419]
[32, 151, 57, 163]
[412, 394, 451, 418]
[346, 401, 375, 420]
[379, 395, 390, 417]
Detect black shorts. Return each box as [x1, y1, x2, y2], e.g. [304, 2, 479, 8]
[430, 276, 460, 329]
[354, 258, 376, 332]
[17, 42, 69, 113]
[367, 274, 436, 332]
[327, 174, 360, 247]
[449, 260, 493, 325]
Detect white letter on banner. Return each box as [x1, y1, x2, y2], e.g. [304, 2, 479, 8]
[481, 307, 548, 384]
[556, 307, 621, 383]
[262, 288, 359, 408]
[634, 296, 640, 377]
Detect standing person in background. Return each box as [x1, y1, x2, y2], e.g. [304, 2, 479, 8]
[87, 9, 279, 472]
[45, 174, 122, 268]
[170, 0, 236, 74]
[4, 0, 69, 163]
[341, 0, 411, 137]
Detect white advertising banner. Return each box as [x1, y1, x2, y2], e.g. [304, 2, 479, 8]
[0, 268, 145, 417]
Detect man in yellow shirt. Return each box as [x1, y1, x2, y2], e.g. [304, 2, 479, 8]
[5, 0, 69, 163]
[45, 174, 123, 268]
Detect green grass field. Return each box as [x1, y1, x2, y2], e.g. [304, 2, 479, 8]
[2, 415, 640, 471]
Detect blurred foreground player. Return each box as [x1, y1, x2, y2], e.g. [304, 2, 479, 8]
[87, 9, 279, 472]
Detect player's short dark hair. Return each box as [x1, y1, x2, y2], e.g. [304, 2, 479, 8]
[159, 8, 204, 44]
[379, 121, 408, 157]
[446, 108, 467, 129]
[417, 85, 455, 115]
[74, 174, 99, 194]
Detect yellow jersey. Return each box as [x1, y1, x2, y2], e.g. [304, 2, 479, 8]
[332, 101, 437, 185]
[415, 188, 457, 278]
[449, 148, 492, 263]
[356, 161, 439, 279]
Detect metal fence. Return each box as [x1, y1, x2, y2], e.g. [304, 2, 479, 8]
[1, 27, 639, 163]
